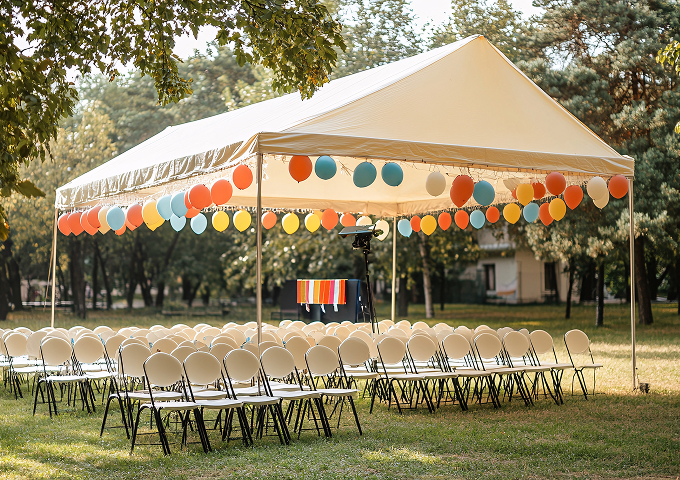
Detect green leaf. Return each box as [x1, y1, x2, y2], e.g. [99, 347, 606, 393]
[14, 180, 46, 198]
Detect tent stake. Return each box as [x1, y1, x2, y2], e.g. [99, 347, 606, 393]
[391, 216, 396, 323]
[50, 208, 58, 329]
[629, 178, 636, 390]
[256, 153, 263, 344]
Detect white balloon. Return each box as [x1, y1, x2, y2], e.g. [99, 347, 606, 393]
[375, 219, 390, 241]
[425, 171, 447, 197]
[587, 176, 608, 200]
[593, 193, 609, 209]
[357, 215, 372, 226]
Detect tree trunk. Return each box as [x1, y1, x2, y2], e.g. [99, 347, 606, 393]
[91, 239, 99, 310]
[552, 262, 560, 305]
[596, 262, 604, 327]
[440, 267, 446, 311]
[126, 236, 139, 310]
[397, 275, 408, 317]
[202, 285, 211, 306]
[634, 236, 654, 325]
[94, 242, 112, 310]
[566, 261, 575, 319]
[70, 238, 86, 319]
[579, 261, 595, 302]
[418, 232, 434, 319]
[155, 231, 180, 308]
[0, 249, 10, 320]
[677, 257, 680, 315]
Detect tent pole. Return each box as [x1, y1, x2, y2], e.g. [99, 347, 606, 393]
[391, 217, 396, 323]
[50, 208, 58, 329]
[256, 153, 263, 345]
[629, 179, 636, 391]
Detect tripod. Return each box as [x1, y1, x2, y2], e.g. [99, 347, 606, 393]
[352, 234, 377, 334]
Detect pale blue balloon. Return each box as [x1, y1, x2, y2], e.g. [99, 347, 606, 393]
[190, 213, 207, 234]
[171, 192, 188, 217]
[170, 214, 186, 232]
[397, 219, 413, 237]
[106, 206, 125, 231]
[353, 162, 377, 188]
[156, 195, 173, 220]
[473, 181, 495, 206]
[523, 202, 539, 223]
[315, 155, 337, 180]
[470, 210, 486, 229]
[381, 162, 403, 187]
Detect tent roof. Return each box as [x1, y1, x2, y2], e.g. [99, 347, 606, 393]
[56, 35, 633, 215]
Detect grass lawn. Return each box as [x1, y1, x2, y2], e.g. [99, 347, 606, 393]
[0, 303, 678, 479]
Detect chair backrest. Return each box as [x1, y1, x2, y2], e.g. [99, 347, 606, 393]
[224, 349, 260, 383]
[209, 342, 234, 363]
[305, 345, 340, 376]
[144, 352, 183, 388]
[317, 335, 342, 351]
[433, 323, 453, 334]
[407, 335, 437, 363]
[412, 321, 429, 331]
[120, 343, 151, 377]
[307, 330, 325, 343]
[241, 342, 259, 356]
[396, 320, 411, 332]
[94, 325, 114, 335]
[259, 332, 277, 343]
[131, 328, 150, 339]
[5, 332, 28, 357]
[259, 341, 279, 355]
[441, 333, 471, 360]
[379, 319, 395, 330]
[529, 330, 554, 355]
[260, 346, 296, 379]
[41, 337, 73, 366]
[121, 337, 148, 349]
[45, 330, 70, 342]
[518, 328, 531, 341]
[223, 329, 246, 346]
[283, 330, 304, 342]
[339, 337, 370, 366]
[377, 336, 406, 365]
[284, 336, 311, 370]
[74, 328, 95, 340]
[74, 335, 105, 364]
[564, 329, 590, 355]
[171, 345, 197, 363]
[334, 326, 351, 341]
[104, 334, 126, 359]
[184, 351, 222, 386]
[98, 330, 115, 342]
[474, 325, 491, 334]
[26, 331, 48, 358]
[151, 338, 178, 354]
[454, 326, 473, 342]
[474, 333, 502, 361]
[387, 327, 408, 339]
[502, 331, 530, 359]
[177, 340, 195, 349]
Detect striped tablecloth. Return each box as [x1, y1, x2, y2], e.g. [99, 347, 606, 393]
[297, 279, 347, 311]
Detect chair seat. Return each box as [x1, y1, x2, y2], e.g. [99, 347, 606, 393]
[421, 371, 458, 380]
[388, 373, 425, 381]
[45, 375, 88, 383]
[141, 401, 199, 411]
[196, 398, 243, 409]
[577, 363, 603, 369]
[346, 371, 379, 380]
[453, 369, 491, 377]
[13, 366, 45, 374]
[317, 388, 358, 397]
[193, 390, 229, 400]
[126, 390, 183, 401]
[238, 395, 281, 405]
[85, 371, 113, 380]
[275, 390, 321, 400]
[542, 363, 573, 370]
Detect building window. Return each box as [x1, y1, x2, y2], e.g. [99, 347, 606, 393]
[544, 262, 557, 291]
[484, 264, 496, 291]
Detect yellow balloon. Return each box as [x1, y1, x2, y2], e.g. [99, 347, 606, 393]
[147, 219, 164, 231]
[503, 203, 521, 224]
[233, 210, 251, 232]
[98, 206, 111, 234]
[421, 215, 437, 235]
[142, 200, 162, 225]
[516, 184, 534, 206]
[549, 198, 566, 221]
[282, 213, 299, 234]
[313, 209, 323, 218]
[212, 211, 230, 232]
[305, 213, 320, 232]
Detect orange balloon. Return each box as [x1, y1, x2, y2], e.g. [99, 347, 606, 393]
[511, 188, 517, 200]
[68, 212, 84, 236]
[262, 211, 277, 229]
[486, 206, 500, 223]
[233, 165, 253, 190]
[81, 211, 98, 235]
[563, 185, 583, 210]
[608, 175, 629, 199]
[322, 209, 339, 230]
[532, 182, 546, 199]
[127, 204, 144, 227]
[438, 212, 452, 231]
[450, 175, 474, 207]
[454, 210, 469, 229]
[545, 172, 566, 196]
[211, 179, 233, 206]
[58, 213, 71, 236]
[125, 218, 137, 232]
[289, 155, 313, 182]
[87, 206, 101, 228]
[539, 203, 553, 226]
[340, 213, 356, 227]
[186, 207, 200, 219]
[189, 184, 212, 209]
[115, 224, 126, 236]
[184, 191, 192, 209]
[410, 216, 421, 233]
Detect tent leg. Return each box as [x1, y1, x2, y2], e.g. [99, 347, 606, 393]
[391, 217, 397, 324]
[256, 154, 263, 344]
[629, 179, 636, 391]
[50, 209, 58, 329]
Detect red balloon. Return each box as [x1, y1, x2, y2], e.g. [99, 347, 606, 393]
[81, 212, 98, 235]
[410, 216, 421, 233]
[289, 155, 313, 183]
[233, 165, 253, 190]
[115, 224, 126, 236]
[189, 184, 211, 210]
[532, 182, 546, 200]
[449, 175, 474, 208]
[563, 185, 584, 210]
[486, 206, 500, 223]
[186, 207, 200, 219]
[545, 172, 566, 196]
[438, 212, 452, 231]
[127, 204, 144, 227]
[340, 213, 356, 227]
[68, 212, 84, 236]
[184, 191, 192, 209]
[125, 218, 137, 232]
[322, 209, 339, 230]
[511, 188, 517, 200]
[454, 210, 469, 229]
[58, 214, 71, 236]
[87, 206, 102, 228]
[539, 203, 553, 226]
[211, 179, 233, 206]
[262, 211, 277, 230]
[608, 175, 629, 199]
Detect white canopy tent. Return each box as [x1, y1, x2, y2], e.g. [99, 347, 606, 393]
[54, 35, 638, 388]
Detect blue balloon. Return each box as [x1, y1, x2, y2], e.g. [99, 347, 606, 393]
[523, 202, 539, 223]
[171, 192, 188, 217]
[315, 155, 337, 180]
[381, 162, 403, 187]
[156, 195, 173, 220]
[106, 206, 125, 231]
[353, 162, 377, 188]
[470, 210, 486, 229]
[190, 213, 207, 234]
[473, 181, 495, 206]
[170, 214, 186, 232]
[397, 219, 413, 237]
